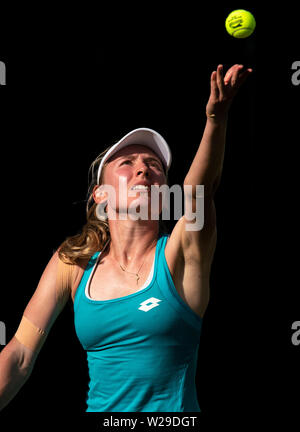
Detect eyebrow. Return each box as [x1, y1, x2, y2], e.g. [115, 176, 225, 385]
[118, 155, 163, 166]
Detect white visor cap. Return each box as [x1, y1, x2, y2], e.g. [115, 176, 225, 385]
[96, 128, 172, 184]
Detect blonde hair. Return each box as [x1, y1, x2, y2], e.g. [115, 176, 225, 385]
[58, 144, 169, 265]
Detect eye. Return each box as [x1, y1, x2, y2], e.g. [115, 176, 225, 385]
[121, 160, 132, 165]
[151, 162, 162, 170]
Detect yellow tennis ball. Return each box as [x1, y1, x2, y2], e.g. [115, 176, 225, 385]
[225, 9, 256, 38]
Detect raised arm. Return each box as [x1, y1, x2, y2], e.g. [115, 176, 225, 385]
[184, 63, 252, 198]
[167, 64, 253, 318]
[0, 251, 74, 411]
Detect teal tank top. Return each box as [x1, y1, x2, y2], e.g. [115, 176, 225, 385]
[74, 234, 203, 412]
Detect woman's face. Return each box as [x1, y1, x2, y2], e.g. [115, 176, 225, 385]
[98, 144, 167, 220]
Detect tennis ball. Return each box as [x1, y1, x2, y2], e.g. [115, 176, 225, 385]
[225, 9, 256, 38]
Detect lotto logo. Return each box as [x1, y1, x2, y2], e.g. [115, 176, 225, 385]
[138, 297, 162, 312]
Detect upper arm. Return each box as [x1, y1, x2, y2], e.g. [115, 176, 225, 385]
[22, 251, 71, 334]
[166, 196, 217, 318]
[181, 195, 217, 271]
[13, 251, 75, 364]
[168, 194, 217, 263]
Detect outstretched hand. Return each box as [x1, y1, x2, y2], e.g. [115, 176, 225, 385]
[206, 64, 253, 119]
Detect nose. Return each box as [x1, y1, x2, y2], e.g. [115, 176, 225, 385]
[136, 162, 150, 177]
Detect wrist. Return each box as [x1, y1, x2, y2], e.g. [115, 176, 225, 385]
[206, 111, 228, 124]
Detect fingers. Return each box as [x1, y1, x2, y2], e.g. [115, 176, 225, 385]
[224, 64, 241, 85]
[210, 70, 219, 100]
[224, 64, 253, 87]
[231, 64, 244, 86]
[216, 65, 225, 98]
[210, 63, 253, 106]
[224, 67, 234, 85]
[224, 64, 241, 86]
[237, 68, 253, 86]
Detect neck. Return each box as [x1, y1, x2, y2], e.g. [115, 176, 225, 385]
[107, 219, 159, 267]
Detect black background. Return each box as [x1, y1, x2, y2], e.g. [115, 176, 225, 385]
[0, 3, 299, 430]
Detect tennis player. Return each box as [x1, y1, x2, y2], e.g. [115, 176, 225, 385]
[0, 64, 252, 412]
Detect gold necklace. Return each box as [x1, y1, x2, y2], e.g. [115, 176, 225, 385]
[118, 241, 155, 285]
[119, 261, 146, 285]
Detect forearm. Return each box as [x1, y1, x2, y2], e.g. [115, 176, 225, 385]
[0, 339, 33, 411]
[184, 115, 228, 196]
[184, 63, 252, 197]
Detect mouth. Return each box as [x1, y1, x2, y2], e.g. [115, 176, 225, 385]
[130, 184, 150, 191]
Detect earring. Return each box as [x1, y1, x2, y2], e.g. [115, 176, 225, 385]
[95, 200, 108, 221]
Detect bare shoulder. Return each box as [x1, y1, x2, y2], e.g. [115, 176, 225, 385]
[165, 200, 217, 268]
[70, 256, 91, 302]
[164, 216, 185, 270]
[169, 197, 217, 266]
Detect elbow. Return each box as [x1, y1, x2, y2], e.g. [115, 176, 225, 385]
[19, 357, 34, 379]
[9, 337, 36, 376]
[0, 341, 35, 412]
[16, 345, 37, 377]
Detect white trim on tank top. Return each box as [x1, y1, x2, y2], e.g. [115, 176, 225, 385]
[85, 244, 156, 301]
